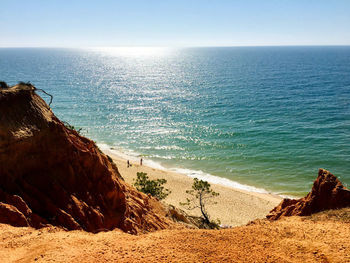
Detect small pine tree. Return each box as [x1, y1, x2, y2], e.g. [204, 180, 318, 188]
[133, 172, 170, 200]
[180, 178, 219, 226]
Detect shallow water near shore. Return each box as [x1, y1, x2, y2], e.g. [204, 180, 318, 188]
[1, 46, 349, 196]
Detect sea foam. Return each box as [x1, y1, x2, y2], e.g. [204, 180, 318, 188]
[98, 143, 270, 195]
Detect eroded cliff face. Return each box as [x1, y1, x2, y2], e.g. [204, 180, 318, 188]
[267, 169, 350, 220]
[0, 83, 172, 233]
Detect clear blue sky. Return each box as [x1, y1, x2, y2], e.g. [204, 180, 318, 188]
[1, 0, 350, 47]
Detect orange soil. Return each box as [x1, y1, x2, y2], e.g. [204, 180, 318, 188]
[1, 211, 349, 263]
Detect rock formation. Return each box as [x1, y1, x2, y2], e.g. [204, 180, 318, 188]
[0, 83, 173, 233]
[267, 168, 350, 220]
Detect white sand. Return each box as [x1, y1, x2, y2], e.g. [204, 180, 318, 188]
[104, 150, 282, 226]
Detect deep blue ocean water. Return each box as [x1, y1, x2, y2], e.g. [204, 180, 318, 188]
[1, 46, 349, 196]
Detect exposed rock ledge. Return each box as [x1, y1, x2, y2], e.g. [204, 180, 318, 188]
[0, 83, 174, 233]
[267, 168, 350, 220]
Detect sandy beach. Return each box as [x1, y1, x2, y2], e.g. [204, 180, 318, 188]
[103, 149, 282, 226]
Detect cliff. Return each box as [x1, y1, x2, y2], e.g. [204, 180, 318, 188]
[0, 83, 173, 233]
[267, 168, 350, 220]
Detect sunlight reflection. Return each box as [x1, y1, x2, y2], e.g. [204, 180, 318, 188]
[88, 47, 174, 57]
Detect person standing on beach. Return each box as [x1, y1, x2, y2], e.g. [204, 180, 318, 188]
[140, 158, 143, 166]
[127, 160, 130, 168]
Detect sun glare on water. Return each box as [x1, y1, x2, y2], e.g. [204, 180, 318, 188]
[88, 47, 174, 57]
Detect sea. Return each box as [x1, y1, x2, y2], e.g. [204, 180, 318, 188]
[1, 46, 349, 197]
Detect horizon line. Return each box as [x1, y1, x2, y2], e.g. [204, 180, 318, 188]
[1, 44, 350, 49]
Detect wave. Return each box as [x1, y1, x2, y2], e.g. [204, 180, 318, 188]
[97, 143, 273, 195]
[168, 167, 269, 194]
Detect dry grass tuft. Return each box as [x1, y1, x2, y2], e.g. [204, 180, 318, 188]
[307, 207, 350, 223]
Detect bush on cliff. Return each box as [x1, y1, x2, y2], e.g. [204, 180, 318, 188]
[0, 81, 9, 89]
[63, 121, 83, 135]
[133, 172, 171, 200]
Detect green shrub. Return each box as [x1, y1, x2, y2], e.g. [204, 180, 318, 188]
[0, 81, 9, 89]
[133, 172, 170, 200]
[63, 121, 83, 135]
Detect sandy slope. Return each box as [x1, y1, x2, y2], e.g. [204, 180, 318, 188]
[1, 209, 349, 263]
[103, 149, 282, 226]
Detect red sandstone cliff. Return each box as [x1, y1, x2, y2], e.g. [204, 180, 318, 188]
[267, 168, 350, 220]
[0, 83, 172, 233]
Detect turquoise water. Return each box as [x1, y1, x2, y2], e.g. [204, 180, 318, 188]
[1, 47, 349, 196]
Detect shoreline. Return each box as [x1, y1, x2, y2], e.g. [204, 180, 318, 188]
[98, 144, 279, 195]
[102, 147, 283, 226]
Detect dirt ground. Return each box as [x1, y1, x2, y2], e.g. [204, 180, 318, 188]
[1, 209, 349, 263]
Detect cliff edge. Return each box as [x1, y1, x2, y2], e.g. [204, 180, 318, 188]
[0, 83, 172, 233]
[267, 168, 350, 220]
